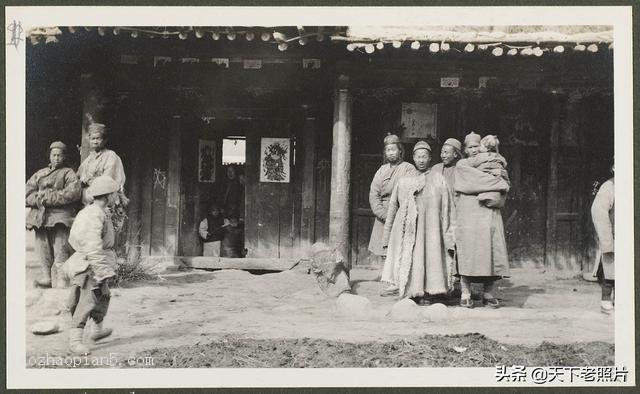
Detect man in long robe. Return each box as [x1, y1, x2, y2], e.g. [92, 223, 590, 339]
[591, 164, 614, 313]
[26, 141, 82, 288]
[368, 134, 416, 262]
[430, 138, 463, 195]
[77, 123, 128, 232]
[454, 132, 510, 308]
[380, 141, 455, 302]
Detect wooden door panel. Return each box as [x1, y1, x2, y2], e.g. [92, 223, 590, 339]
[351, 154, 383, 266]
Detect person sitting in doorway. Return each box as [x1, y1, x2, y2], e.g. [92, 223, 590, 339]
[199, 203, 229, 257]
[220, 208, 245, 258]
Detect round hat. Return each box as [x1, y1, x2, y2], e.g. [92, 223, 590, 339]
[464, 132, 481, 146]
[412, 140, 432, 153]
[86, 175, 119, 198]
[87, 123, 107, 137]
[443, 138, 462, 153]
[49, 141, 67, 152]
[383, 133, 401, 146]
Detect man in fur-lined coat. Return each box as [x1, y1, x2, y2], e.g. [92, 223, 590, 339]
[380, 141, 456, 303]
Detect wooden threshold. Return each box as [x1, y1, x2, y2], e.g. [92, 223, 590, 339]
[180, 256, 300, 272]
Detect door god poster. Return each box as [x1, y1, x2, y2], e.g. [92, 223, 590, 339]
[260, 137, 290, 183]
[198, 139, 216, 183]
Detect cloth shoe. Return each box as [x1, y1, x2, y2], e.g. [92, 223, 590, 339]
[380, 285, 399, 297]
[91, 321, 113, 341]
[460, 297, 474, 308]
[600, 300, 614, 314]
[69, 328, 90, 355]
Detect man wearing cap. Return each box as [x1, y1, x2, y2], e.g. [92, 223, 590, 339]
[25, 141, 82, 288]
[368, 134, 416, 264]
[77, 123, 126, 205]
[431, 138, 463, 195]
[77, 122, 128, 233]
[380, 141, 455, 302]
[453, 132, 510, 308]
[63, 175, 121, 355]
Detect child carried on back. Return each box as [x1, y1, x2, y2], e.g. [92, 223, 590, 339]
[459, 135, 510, 208]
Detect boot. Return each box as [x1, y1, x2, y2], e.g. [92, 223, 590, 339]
[91, 321, 113, 341]
[69, 328, 90, 355]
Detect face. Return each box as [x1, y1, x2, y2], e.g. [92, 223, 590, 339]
[465, 142, 480, 157]
[227, 166, 237, 180]
[89, 132, 106, 151]
[440, 145, 458, 166]
[384, 144, 401, 163]
[210, 207, 220, 216]
[413, 149, 431, 172]
[49, 148, 65, 168]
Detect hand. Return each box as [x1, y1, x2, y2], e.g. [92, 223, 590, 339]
[602, 252, 614, 265]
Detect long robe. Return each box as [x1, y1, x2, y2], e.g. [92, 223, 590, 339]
[78, 149, 126, 205]
[591, 178, 614, 280]
[453, 162, 510, 278]
[381, 170, 455, 298]
[368, 161, 416, 256]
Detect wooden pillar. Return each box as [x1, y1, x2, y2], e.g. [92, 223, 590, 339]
[544, 96, 562, 268]
[164, 115, 182, 256]
[300, 115, 318, 258]
[79, 73, 109, 162]
[329, 75, 352, 269]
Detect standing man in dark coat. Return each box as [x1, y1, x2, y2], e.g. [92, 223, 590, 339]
[26, 141, 81, 288]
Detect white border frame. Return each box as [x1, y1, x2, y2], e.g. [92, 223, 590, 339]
[5, 6, 634, 388]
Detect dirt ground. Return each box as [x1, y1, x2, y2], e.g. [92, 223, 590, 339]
[24, 233, 614, 368]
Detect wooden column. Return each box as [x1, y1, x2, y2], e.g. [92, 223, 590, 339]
[79, 73, 109, 162]
[164, 115, 182, 256]
[300, 115, 318, 258]
[544, 95, 562, 268]
[329, 75, 352, 269]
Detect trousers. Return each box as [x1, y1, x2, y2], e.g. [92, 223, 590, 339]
[67, 274, 111, 328]
[34, 224, 71, 287]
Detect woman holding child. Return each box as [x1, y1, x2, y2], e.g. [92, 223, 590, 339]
[453, 132, 510, 308]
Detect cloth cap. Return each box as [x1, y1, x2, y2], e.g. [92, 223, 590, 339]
[49, 141, 67, 152]
[383, 134, 401, 146]
[464, 132, 481, 146]
[86, 175, 119, 198]
[412, 140, 432, 153]
[443, 138, 462, 152]
[87, 123, 107, 137]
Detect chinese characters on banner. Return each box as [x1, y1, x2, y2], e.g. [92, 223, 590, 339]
[198, 139, 216, 183]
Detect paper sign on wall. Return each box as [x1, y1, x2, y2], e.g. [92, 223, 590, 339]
[198, 139, 216, 183]
[400, 103, 438, 140]
[260, 138, 290, 183]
